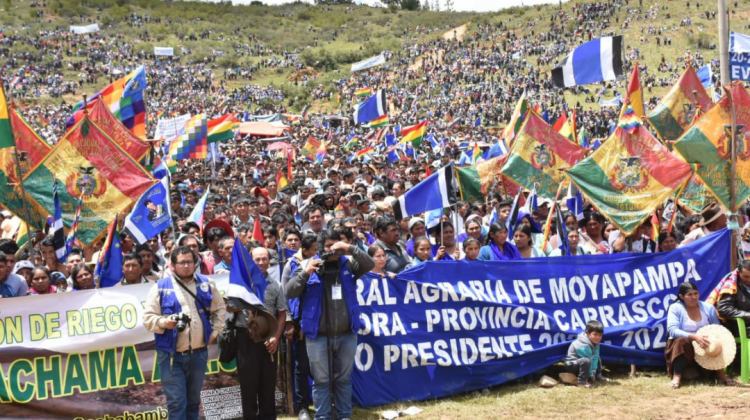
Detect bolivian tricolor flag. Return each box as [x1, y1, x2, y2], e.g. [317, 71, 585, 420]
[357, 147, 375, 159]
[276, 172, 289, 191]
[503, 93, 528, 146]
[0, 88, 51, 228]
[400, 120, 427, 147]
[456, 155, 520, 203]
[301, 137, 321, 161]
[23, 115, 155, 244]
[647, 66, 712, 142]
[471, 142, 482, 164]
[369, 114, 388, 128]
[344, 135, 358, 150]
[500, 111, 587, 199]
[355, 87, 373, 98]
[676, 173, 714, 214]
[567, 118, 692, 235]
[673, 83, 750, 211]
[207, 114, 238, 143]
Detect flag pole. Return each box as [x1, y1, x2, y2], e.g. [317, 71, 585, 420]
[726, 85, 740, 268]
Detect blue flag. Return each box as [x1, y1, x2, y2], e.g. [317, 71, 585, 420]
[474, 116, 481, 127]
[228, 237, 267, 303]
[391, 164, 457, 220]
[551, 36, 623, 87]
[566, 183, 584, 222]
[123, 178, 173, 245]
[52, 180, 66, 262]
[152, 160, 170, 180]
[96, 216, 124, 288]
[385, 132, 400, 163]
[697, 64, 713, 88]
[483, 140, 508, 160]
[353, 90, 387, 125]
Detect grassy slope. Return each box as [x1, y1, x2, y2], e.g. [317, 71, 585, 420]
[8, 0, 750, 114]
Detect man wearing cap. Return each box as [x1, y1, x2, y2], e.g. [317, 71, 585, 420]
[235, 246, 288, 420]
[680, 202, 727, 247]
[143, 246, 226, 420]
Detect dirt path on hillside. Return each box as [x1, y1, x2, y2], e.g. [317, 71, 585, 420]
[407, 22, 469, 72]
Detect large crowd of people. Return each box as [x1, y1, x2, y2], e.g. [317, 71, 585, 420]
[2, 0, 750, 419]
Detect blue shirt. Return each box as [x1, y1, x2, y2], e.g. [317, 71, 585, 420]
[1, 273, 29, 298]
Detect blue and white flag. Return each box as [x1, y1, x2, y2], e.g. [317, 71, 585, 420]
[353, 90, 387, 125]
[425, 208, 443, 230]
[391, 164, 457, 220]
[566, 182, 584, 222]
[52, 180, 66, 261]
[385, 131, 400, 163]
[598, 92, 623, 107]
[696, 64, 713, 88]
[488, 206, 499, 226]
[506, 190, 521, 239]
[123, 178, 173, 245]
[730, 31, 750, 81]
[483, 140, 508, 160]
[351, 53, 386, 73]
[520, 186, 538, 215]
[151, 160, 170, 180]
[227, 236, 267, 305]
[551, 36, 623, 88]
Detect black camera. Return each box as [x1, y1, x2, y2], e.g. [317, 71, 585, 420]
[172, 313, 191, 332]
[316, 252, 342, 275]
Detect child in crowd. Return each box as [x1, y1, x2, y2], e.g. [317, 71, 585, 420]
[563, 320, 607, 388]
[462, 238, 481, 261]
[411, 236, 432, 267]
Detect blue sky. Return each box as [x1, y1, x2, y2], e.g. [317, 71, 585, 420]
[209, 0, 562, 13]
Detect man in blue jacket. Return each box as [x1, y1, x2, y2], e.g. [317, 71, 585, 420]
[285, 229, 374, 420]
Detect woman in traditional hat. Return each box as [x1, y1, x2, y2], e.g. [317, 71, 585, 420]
[666, 281, 736, 388]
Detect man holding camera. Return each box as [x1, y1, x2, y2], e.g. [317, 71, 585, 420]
[285, 229, 374, 420]
[143, 246, 227, 420]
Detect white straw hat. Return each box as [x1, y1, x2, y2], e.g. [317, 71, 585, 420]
[692, 324, 736, 371]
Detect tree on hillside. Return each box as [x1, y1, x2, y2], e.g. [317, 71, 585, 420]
[401, 0, 420, 11]
[422, 0, 430, 10]
[433, 0, 440, 11]
[444, 0, 453, 11]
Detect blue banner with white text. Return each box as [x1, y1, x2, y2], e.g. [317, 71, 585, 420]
[351, 229, 730, 407]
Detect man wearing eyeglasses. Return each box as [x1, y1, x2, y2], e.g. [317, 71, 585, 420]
[143, 246, 227, 420]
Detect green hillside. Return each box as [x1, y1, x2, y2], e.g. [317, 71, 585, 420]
[3, 0, 750, 111]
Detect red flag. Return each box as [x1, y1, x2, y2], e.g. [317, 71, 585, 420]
[425, 165, 432, 178]
[252, 216, 264, 243]
[552, 112, 568, 132]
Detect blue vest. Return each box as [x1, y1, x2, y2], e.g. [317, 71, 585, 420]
[300, 256, 360, 339]
[287, 257, 302, 321]
[155, 275, 214, 353]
